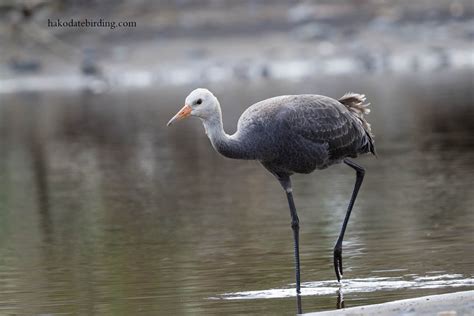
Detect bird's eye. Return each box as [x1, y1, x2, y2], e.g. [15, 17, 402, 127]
[196, 99, 202, 105]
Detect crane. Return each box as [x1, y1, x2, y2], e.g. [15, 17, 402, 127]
[167, 88, 376, 312]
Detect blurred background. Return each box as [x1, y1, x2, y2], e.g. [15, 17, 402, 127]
[0, 0, 473, 315]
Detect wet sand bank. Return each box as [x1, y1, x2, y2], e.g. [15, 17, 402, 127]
[304, 290, 474, 316]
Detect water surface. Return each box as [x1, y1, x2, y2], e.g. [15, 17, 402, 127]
[0, 71, 473, 315]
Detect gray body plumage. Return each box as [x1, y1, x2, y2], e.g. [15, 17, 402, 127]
[212, 94, 375, 178]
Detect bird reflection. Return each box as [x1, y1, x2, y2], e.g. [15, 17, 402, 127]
[29, 128, 53, 244]
[294, 287, 343, 314]
[296, 294, 303, 314]
[337, 288, 345, 309]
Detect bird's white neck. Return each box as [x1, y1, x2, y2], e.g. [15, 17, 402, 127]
[201, 108, 226, 145]
[200, 106, 254, 160]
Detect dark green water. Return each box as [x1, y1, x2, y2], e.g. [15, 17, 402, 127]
[0, 71, 473, 315]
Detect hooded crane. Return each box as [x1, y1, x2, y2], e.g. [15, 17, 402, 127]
[167, 88, 375, 300]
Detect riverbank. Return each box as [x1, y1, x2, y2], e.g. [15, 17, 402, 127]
[0, 0, 473, 93]
[304, 291, 474, 316]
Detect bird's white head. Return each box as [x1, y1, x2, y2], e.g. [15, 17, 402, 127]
[167, 88, 220, 126]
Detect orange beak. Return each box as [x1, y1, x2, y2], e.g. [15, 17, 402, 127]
[167, 104, 192, 126]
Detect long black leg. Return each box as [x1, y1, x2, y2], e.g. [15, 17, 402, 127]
[279, 177, 302, 314]
[333, 159, 365, 282]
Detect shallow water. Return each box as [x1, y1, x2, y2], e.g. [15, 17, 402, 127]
[0, 71, 473, 315]
[221, 274, 474, 300]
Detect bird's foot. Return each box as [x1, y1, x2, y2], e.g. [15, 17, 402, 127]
[333, 245, 343, 282]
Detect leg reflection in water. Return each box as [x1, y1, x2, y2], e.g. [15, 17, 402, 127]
[337, 287, 345, 309]
[296, 293, 302, 314]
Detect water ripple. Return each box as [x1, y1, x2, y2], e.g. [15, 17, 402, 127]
[218, 274, 474, 300]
